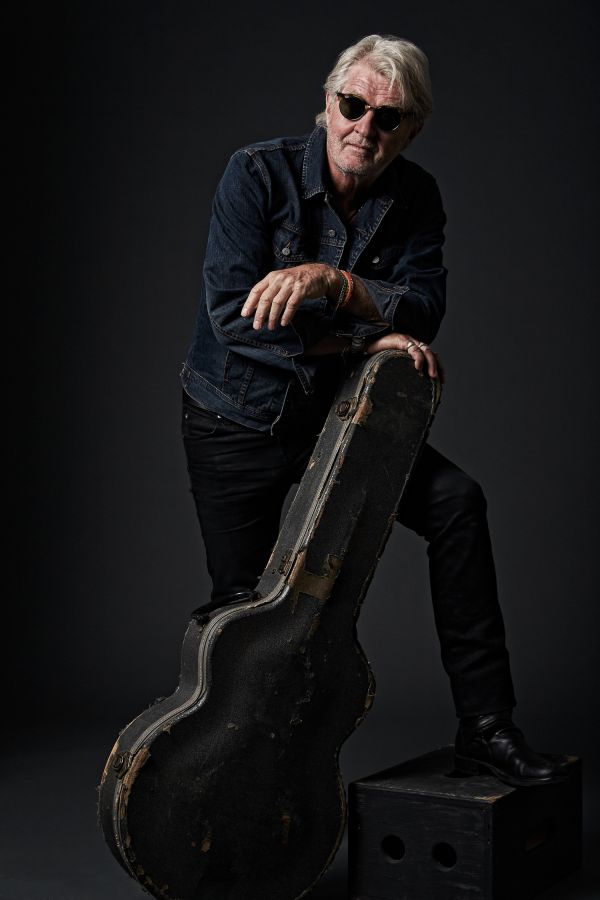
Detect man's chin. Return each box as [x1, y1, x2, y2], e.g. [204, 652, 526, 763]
[337, 161, 374, 177]
[335, 151, 375, 177]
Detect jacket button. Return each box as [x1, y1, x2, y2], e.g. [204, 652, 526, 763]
[372, 255, 380, 264]
[282, 246, 291, 257]
[327, 228, 336, 237]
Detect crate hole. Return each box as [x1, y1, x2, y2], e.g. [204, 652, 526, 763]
[381, 834, 406, 862]
[525, 817, 556, 852]
[432, 841, 457, 869]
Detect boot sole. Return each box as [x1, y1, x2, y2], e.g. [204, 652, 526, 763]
[454, 753, 569, 788]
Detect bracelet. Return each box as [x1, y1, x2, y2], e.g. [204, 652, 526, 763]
[335, 269, 354, 311]
[341, 335, 367, 358]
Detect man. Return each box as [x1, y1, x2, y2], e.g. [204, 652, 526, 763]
[181, 35, 566, 786]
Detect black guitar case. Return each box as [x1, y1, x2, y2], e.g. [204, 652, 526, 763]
[98, 350, 440, 900]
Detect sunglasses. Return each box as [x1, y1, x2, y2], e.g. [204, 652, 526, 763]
[335, 92, 413, 132]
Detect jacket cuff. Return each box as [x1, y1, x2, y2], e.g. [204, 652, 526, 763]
[358, 278, 411, 327]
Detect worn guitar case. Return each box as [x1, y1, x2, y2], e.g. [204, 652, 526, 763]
[98, 350, 440, 900]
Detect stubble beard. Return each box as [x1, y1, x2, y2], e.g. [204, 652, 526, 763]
[328, 134, 377, 178]
[335, 159, 372, 176]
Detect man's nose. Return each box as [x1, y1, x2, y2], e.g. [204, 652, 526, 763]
[353, 110, 378, 141]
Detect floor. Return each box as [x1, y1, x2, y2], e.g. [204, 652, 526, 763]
[1, 728, 598, 900]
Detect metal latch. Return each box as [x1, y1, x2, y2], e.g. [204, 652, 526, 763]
[278, 550, 296, 576]
[112, 750, 133, 778]
[336, 397, 358, 419]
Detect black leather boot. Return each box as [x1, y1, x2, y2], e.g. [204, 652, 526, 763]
[191, 590, 258, 625]
[454, 710, 570, 787]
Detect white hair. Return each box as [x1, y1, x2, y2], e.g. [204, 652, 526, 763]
[315, 34, 433, 126]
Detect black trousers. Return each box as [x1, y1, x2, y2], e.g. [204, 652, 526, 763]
[182, 389, 517, 719]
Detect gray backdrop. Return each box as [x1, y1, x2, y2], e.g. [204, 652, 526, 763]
[8, 1, 599, 897]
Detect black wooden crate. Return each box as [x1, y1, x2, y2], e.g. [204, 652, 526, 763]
[348, 746, 581, 900]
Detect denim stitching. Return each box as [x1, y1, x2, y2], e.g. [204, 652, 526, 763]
[210, 316, 296, 358]
[182, 363, 275, 420]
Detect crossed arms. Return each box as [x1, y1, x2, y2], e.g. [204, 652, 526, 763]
[204, 149, 446, 381]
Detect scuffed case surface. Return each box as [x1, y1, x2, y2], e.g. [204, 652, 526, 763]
[98, 351, 440, 900]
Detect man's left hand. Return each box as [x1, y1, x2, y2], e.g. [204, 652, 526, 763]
[365, 332, 444, 382]
[241, 264, 338, 330]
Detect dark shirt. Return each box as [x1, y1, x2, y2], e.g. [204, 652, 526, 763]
[181, 125, 447, 433]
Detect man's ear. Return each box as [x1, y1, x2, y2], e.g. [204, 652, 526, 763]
[408, 121, 424, 143]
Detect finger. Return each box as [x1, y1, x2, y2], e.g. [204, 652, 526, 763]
[253, 281, 287, 329]
[267, 276, 297, 330]
[241, 278, 270, 317]
[407, 348, 422, 372]
[266, 298, 287, 330]
[412, 347, 425, 373]
[421, 347, 438, 379]
[427, 352, 438, 379]
[405, 341, 424, 373]
[279, 286, 304, 327]
[413, 341, 437, 379]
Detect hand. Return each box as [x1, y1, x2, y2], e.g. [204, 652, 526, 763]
[241, 264, 337, 331]
[364, 332, 444, 382]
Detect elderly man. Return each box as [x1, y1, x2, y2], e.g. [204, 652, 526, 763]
[180, 35, 566, 787]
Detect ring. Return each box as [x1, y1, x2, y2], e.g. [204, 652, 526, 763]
[405, 341, 416, 351]
[416, 342, 428, 351]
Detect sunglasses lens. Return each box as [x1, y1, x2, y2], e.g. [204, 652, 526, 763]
[337, 94, 406, 132]
[374, 108, 403, 132]
[338, 95, 366, 121]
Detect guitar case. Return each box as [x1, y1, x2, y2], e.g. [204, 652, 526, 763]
[98, 349, 440, 900]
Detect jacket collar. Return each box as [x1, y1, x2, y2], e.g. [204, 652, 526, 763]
[301, 126, 329, 199]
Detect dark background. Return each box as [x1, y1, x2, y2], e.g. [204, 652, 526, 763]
[7, 1, 599, 897]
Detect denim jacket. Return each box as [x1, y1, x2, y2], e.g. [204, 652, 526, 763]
[181, 125, 447, 432]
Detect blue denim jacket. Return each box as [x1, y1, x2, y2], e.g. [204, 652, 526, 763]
[181, 125, 446, 432]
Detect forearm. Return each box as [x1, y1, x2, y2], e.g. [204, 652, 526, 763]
[337, 273, 385, 323]
[302, 269, 388, 356]
[313, 265, 378, 319]
[302, 333, 349, 357]
[306, 329, 443, 381]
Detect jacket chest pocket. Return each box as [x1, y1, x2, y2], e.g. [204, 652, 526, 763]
[361, 243, 405, 275]
[272, 223, 314, 266]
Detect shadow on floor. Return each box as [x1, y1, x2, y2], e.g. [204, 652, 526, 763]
[0, 728, 598, 900]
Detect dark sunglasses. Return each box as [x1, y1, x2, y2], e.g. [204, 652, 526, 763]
[335, 92, 413, 132]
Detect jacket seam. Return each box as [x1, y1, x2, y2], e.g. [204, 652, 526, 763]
[210, 315, 295, 357]
[181, 362, 274, 420]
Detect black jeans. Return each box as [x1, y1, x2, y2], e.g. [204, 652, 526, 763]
[182, 390, 517, 719]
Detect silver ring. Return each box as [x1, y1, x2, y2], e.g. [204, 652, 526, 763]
[416, 342, 428, 351]
[405, 341, 416, 351]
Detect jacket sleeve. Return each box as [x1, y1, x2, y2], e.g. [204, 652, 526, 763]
[203, 149, 333, 377]
[334, 174, 447, 345]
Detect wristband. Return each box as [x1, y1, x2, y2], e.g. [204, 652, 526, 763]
[335, 269, 354, 311]
[341, 335, 367, 358]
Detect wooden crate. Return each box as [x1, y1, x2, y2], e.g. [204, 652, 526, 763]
[348, 745, 581, 900]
